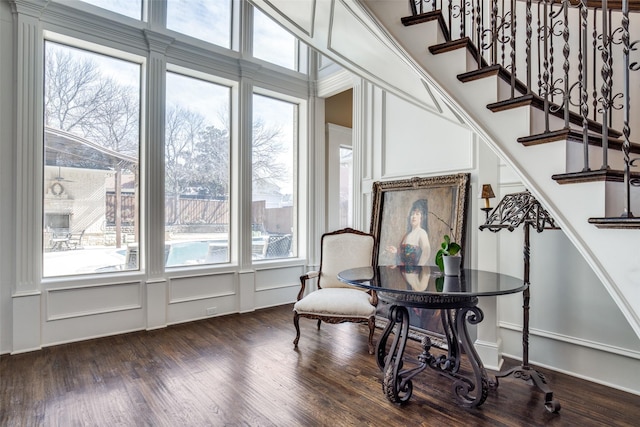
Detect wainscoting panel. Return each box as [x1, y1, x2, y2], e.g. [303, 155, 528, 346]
[167, 273, 238, 324]
[254, 265, 302, 292]
[46, 281, 142, 321]
[42, 281, 145, 348]
[253, 265, 302, 309]
[168, 272, 236, 304]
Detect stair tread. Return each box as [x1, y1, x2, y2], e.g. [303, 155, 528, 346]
[518, 129, 640, 154]
[552, 169, 640, 184]
[588, 217, 640, 229]
[487, 94, 623, 138]
[401, 11, 451, 42]
[458, 64, 529, 95]
[401, 11, 440, 26]
[429, 38, 489, 67]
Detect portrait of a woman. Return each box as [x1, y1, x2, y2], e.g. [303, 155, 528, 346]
[385, 199, 431, 266]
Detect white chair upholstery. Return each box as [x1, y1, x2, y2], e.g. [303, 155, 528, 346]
[293, 228, 377, 354]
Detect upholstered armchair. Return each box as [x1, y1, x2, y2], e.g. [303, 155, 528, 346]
[293, 228, 378, 354]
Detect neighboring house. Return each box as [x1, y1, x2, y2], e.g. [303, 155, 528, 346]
[43, 127, 137, 248]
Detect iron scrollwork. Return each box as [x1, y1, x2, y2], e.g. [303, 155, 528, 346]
[377, 302, 490, 407]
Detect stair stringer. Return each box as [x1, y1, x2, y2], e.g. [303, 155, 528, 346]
[359, 1, 640, 340]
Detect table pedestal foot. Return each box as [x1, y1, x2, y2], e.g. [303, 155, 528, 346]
[492, 366, 561, 413]
[380, 305, 418, 404]
[452, 306, 489, 407]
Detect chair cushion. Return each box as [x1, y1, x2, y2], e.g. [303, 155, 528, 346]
[320, 232, 374, 289]
[293, 288, 376, 318]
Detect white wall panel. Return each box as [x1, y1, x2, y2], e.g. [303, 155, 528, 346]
[169, 273, 236, 303]
[42, 308, 144, 348]
[46, 282, 142, 320]
[12, 295, 41, 353]
[254, 265, 303, 291]
[146, 279, 168, 330]
[255, 285, 299, 309]
[328, 0, 439, 113]
[260, 0, 315, 36]
[501, 327, 640, 395]
[168, 294, 237, 325]
[382, 93, 473, 178]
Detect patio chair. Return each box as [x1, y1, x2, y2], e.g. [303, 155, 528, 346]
[293, 228, 377, 354]
[67, 230, 85, 250]
[262, 234, 292, 259]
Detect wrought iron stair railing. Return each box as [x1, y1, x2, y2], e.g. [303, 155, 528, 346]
[404, 0, 640, 227]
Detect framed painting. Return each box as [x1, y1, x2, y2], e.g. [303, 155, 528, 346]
[369, 173, 470, 343]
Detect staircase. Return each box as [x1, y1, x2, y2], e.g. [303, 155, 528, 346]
[250, 0, 640, 340]
[359, 0, 640, 338]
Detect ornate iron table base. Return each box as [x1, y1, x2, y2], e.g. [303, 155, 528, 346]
[376, 301, 489, 407]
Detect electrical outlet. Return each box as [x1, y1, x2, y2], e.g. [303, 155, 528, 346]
[206, 307, 217, 316]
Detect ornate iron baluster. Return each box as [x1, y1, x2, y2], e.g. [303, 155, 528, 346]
[547, 1, 567, 125]
[621, 0, 639, 217]
[600, 0, 611, 170]
[462, 0, 467, 38]
[526, 0, 532, 92]
[510, 0, 516, 99]
[581, 0, 591, 171]
[537, 2, 543, 96]
[501, 0, 507, 66]
[549, 1, 556, 104]
[592, 9, 599, 122]
[475, 0, 482, 68]
[489, 0, 497, 64]
[449, 0, 454, 40]
[543, 0, 551, 133]
[562, 0, 570, 129]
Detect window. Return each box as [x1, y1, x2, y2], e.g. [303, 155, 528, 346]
[253, 7, 297, 70]
[165, 71, 231, 267]
[38, 1, 308, 277]
[339, 147, 353, 228]
[167, 0, 232, 49]
[43, 41, 141, 276]
[252, 93, 297, 260]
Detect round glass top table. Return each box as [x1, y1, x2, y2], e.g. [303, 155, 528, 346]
[338, 266, 527, 407]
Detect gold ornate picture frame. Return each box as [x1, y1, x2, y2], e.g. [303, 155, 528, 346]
[369, 174, 470, 342]
[370, 174, 470, 268]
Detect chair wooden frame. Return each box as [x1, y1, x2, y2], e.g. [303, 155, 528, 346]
[293, 228, 378, 354]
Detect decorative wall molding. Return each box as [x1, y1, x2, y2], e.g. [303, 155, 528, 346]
[46, 281, 142, 321]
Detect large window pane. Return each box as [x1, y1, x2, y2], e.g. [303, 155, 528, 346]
[253, 8, 296, 70]
[165, 72, 231, 267]
[167, 0, 232, 49]
[252, 94, 296, 260]
[43, 41, 140, 276]
[339, 147, 353, 228]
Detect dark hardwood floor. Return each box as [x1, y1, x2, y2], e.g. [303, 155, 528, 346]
[1, 304, 639, 426]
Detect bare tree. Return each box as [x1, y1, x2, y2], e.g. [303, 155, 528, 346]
[252, 117, 288, 187]
[45, 46, 127, 137]
[85, 83, 139, 157]
[165, 105, 206, 224]
[193, 125, 230, 198]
